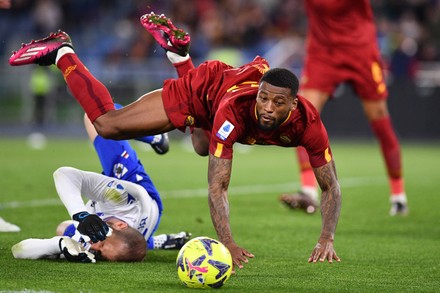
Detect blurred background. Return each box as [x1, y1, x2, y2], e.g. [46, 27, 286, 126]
[0, 0, 439, 140]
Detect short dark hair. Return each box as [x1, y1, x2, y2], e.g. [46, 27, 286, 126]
[260, 68, 299, 95]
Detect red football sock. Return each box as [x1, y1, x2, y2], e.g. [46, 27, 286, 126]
[57, 53, 115, 122]
[173, 58, 195, 78]
[296, 146, 317, 188]
[370, 117, 404, 193]
[390, 177, 405, 195]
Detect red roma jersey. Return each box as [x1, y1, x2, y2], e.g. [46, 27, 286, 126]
[301, 0, 387, 100]
[305, 0, 377, 49]
[162, 57, 332, 168]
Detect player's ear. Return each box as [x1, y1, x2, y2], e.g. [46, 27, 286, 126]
[110, 221, 128, 231]
[290, 96, 298, 111]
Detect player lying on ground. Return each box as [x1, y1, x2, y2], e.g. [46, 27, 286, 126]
[12, 114, 190, 262]
[9, 12, 342, 268]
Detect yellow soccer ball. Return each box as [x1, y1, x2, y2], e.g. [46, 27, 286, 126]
[176, 237, 233, 289]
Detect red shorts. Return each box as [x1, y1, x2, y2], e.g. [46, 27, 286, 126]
[161, 61, 226, 133]
[301, 45, 388, 101]
[162, 78, 195, 133]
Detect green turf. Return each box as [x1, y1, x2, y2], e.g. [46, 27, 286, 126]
[0, 137, 439, 292]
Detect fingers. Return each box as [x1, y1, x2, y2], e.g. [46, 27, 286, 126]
[90, 222, 109, 242]
[308, 243, 321, 263]
[308, 245, 341, 264]
[308, 251, 323, 263]
[232, 248, 254, 270]
[83, 251, 97, 263]
[332, 253, 341, 262]
[93, 229, 107, 242]
[74, 213, 109, 243]
[233, 255, 247, 269]
[60, 237, 96, 263]
[87, 232, 99, 243]
[80, 229, 103, 243]
[84, 223, 108, 242]
[243, 250, 255, 258]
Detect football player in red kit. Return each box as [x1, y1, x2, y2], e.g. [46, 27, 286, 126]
[9, 13, 342, 269]
[280, 0, 408, 216]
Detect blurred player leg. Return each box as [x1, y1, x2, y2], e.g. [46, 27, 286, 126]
[279, 147, 318, 214]
[0, 216, 20, 232]
[363, 100, 408, 216]
[279, 89, 328, 213]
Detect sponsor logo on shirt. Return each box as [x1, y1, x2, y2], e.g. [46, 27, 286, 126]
[138, 217, 148, 231]
[216, 120, 235, 141]
[253, 63, 270, 74]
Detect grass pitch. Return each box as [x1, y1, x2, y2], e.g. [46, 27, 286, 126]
[0, 137, 439, 292]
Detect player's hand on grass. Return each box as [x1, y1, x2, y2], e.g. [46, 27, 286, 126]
[308, 238, 340, 263]
[225, 242, 254, 271]
[59, 237, 96, 263]
[72, 211, 112, 243]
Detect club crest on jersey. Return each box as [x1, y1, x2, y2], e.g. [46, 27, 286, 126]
[113, 163, 128, 179]
[245, 136, 256, 145]
[185, 115, 195, 126]
[216, 120, 235, 141]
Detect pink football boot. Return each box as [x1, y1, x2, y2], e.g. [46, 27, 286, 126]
[140, 12, 190, 57]
[9, 30, 72, 66]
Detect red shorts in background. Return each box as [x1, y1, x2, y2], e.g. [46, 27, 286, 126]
[301, 46, 388, 101]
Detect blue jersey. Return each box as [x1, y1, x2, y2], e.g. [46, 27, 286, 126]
[93, 136, 163, 214]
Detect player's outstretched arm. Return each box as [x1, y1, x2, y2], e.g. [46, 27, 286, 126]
[11, 236, 95, 263]
[310, 160, 341, 263]
[12, 237, 64, 259]
[53, 167, 112, 243]
[207, 155, 254, 270]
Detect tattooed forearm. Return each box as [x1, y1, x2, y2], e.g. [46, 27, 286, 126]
[313, 160, 341, 241]
[207, 155, 235, 244]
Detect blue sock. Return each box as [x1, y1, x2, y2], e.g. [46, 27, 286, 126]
[147, 237, 155, 250]
[135, 135, 155, 144]
[115, 103, 155, 144]
[62, 223, 77, 238]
